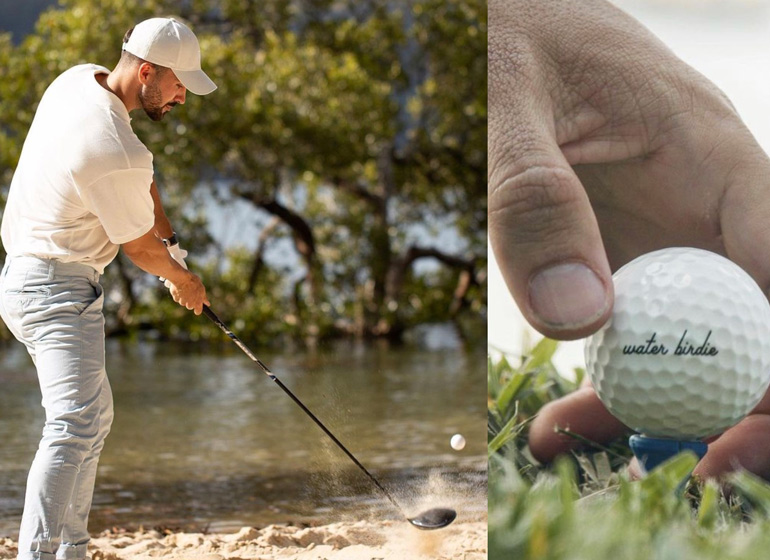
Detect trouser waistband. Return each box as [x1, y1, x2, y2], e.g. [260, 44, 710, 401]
[4, 256, 100, 282]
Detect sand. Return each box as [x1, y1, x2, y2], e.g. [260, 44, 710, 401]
[0, 520, 486, 559]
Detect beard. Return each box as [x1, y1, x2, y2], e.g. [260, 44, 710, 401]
[139, 80, 177, 122]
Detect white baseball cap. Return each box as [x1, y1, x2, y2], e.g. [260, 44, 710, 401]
[122, 17, 217, 96]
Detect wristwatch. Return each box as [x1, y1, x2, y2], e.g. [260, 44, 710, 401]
[162, 233, 179, 247]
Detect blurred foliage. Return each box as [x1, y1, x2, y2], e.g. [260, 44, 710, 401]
[489, 343, 770, 559]
[0, 0, 487, 345]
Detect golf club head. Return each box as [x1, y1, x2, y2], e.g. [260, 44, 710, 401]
[408, 507, 457, 530]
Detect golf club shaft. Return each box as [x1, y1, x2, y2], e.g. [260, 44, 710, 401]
[201, 304, 404, 513]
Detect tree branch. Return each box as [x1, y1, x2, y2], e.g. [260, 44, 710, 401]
[387, 244, 480, 318]
[248, 216, 282, 293]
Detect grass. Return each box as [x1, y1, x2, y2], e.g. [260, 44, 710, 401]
[488, 339, 770, 560]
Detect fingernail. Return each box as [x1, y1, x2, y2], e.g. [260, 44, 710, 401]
[529, 263, 609, 328]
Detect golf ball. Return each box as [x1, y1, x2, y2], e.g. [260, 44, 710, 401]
[585, 247, 770, 440]
[450, 434, 466, 450]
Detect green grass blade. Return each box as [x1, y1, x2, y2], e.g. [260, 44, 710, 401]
[495, 369, 532, 414]
[730, 470, 770, 517]
[697, 480, 720, 529]
[523, 337, 559, 371]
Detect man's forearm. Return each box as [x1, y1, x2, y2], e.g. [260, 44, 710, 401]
[122, 228, 189, 283]
[150, 179, 174, 241]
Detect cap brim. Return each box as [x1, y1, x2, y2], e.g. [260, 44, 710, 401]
[173, 68, 217, 96]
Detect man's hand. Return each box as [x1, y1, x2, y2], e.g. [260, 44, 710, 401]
[162, 244, 210, 315]
[490, 0, 770, 480]
[489, 0, 770, 341]
[122, 229, 210, 315]
[167, 269, 209, 315]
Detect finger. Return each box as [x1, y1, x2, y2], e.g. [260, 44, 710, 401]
[190, 298, 204, 315]
[720, 145, 770, 295]
[693, 414, 770, 480]
[488, 27, 612, 339]
[528, 386, 627, 463]
[627, 457, 643, 480]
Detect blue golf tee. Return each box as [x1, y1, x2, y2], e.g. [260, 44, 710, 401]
[629, 434, 708, 473]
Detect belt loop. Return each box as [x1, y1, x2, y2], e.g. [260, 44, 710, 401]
[48, 258, 56, 281]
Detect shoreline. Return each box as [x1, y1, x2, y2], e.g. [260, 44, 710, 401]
[0, 519, 487, 559]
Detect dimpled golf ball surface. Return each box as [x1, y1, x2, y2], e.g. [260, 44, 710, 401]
[586, 248, 770, 440]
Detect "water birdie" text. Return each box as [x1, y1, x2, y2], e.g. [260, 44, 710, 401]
[622, 330, 719, 357]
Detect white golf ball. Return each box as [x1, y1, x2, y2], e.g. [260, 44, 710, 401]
[585, 247, 770, 440]
[450, 434, 466, 450]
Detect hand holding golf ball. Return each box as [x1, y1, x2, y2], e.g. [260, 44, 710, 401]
[585, 248, 770, 441]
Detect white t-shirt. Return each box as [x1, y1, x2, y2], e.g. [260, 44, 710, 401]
[1, 64, 156, 274]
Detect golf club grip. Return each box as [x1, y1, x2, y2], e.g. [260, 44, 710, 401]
[201, 304, 403, 513]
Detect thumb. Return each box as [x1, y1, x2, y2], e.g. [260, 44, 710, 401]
[489, 34, 612, 340]
[489, 153, 613, 341]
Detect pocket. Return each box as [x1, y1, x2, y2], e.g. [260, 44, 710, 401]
[75, 280, 104, 317]
[5, 286, 51, 298]
[3, 284, 51, 316]
[2, 270, 51, 299]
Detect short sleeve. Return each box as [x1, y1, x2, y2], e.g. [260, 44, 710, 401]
[79, 168, 155, 244]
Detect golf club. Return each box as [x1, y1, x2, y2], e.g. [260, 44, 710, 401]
[201, 304, 457, 530]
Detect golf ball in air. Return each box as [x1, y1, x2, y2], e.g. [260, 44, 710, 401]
[450, 434, 466, 450]
[585, 247, 770, 440]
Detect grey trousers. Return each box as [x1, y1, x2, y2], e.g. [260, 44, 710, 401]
[0, 256, 113, 560]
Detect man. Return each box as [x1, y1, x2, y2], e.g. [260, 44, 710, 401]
[0, 17, 215, 560]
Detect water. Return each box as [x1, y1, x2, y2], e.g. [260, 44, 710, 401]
[0, 337, 486, 535]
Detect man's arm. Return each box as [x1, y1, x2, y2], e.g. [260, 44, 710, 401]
[150, 179, 173, 242]
[122, 180, 208, 314]
[122, 229, 208, 314]
[122, 228, 185, 282]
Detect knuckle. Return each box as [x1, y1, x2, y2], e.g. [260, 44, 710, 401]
[489, 163, 583, 244]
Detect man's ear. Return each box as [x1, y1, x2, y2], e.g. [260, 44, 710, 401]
[137, 62, 155, 85]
